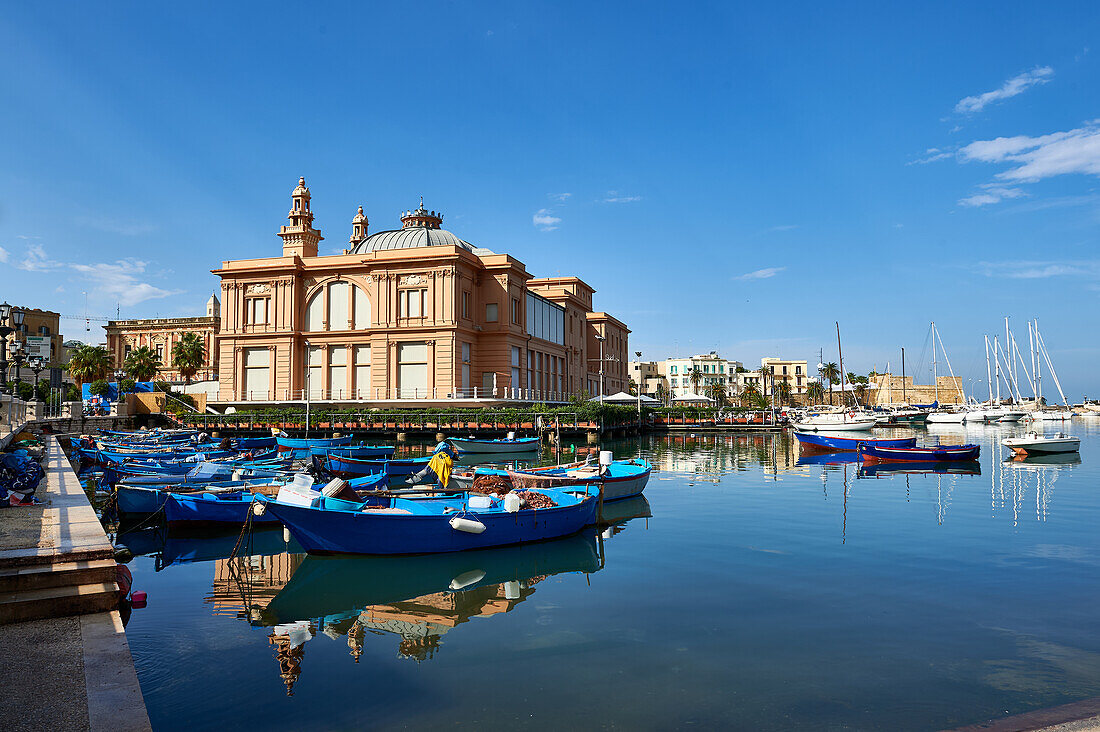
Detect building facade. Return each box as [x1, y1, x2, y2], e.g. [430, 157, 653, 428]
[104, 295, 221, 382]
[659, 353, 741, 399]
[213, 178, 627, 404]
[3, 306, 64, 364]
[760, 357, 809, 396]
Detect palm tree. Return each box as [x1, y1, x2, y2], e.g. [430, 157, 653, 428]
[775, 379, 792, 406]
[806, 380, 825, 404]
[124, 346, 161, 382]
[628, 378, 638, 396]
[172, 332, 207, 385]
[68, 345, 110, 386]
[705, 382, 727, 407]
[821, 362, 840, 405]
[688, 367, 703, 395]
[739, 382, 762, 408]
[656, 382, 669, 406]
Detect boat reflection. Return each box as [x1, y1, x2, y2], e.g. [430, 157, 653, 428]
[1006, 452, 1082, 466]
[454, 449, 540, 467]
[858, 461, 982, 479]
[252, 529, 603, 689]
[117, 525, 303, 572]
[991, 443, 1079, 526]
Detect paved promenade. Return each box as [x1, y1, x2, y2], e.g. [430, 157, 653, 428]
[0, 435, 150, 731]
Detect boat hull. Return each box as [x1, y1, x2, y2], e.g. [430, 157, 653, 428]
[260, 495, 598, 555]
[858, 443, 980, 463]
[794, 431, 916, 452]
[449, 437, 541, 454]
[164, 492, 278, 525]
[794, 419, 876, 432]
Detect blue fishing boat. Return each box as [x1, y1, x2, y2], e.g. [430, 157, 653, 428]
[116, 476, 299, 515]
[325, 454, 429, 478]
[257, 484, 599, 555]
[159, 473, 389, 525]
[502, 459, 651, 502]
[448, 436, 540, 454]
[234, 436, 277, 450]
[309, 444, 395, 460]
[794, 431, 917, 453]
[857, 443, 980, 463]
[276, 435, 354, 458]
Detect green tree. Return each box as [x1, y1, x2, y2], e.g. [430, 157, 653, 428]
[68, 345, 111, 386]
[739, 382, 763, 408]
[705, 382, 728, 407]
[628, 378, 638, 396]
[806, 380, 825, 404]
[688, 367, 703, 395]
[124, 346, 161, 382]
[172, 332, 207, 385]
[775, 379, 792, 406]
[655, 382, 669, 406]
[821, 362, 840, 405]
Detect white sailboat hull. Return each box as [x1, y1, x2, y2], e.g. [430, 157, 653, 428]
[926, 411, 966, 424]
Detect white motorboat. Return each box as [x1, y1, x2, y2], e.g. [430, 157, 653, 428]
[1002, 431, 1080, 456]
[1029, 410, 1073, 422]
[996, 410, 1027, 423]
[926, 410, 967, 424]
[963, 409, 991, 423]
[795, 412, 876, 432]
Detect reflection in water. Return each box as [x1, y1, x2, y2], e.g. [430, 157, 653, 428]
[994, 452, 1079, 527]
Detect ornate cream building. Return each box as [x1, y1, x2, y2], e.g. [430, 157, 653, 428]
[213, 178, 629, 404]
[104, 295, 220, 382]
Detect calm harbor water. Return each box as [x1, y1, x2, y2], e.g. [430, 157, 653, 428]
[115, 421, 1100, 730]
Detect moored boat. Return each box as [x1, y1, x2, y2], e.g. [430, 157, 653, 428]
[276, 434, 355, 458]
[794, 431, 916, 453]
[257, 484, 599, 555]
[505, 459, 651, 502]
[448, 436, 540, 454]
[1001, 431, 1080, 457]
[857, 443, 980, 463]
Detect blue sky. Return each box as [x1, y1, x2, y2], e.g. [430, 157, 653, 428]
[2, 2, 1099, 399]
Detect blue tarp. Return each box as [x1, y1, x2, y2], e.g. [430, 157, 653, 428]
[82, 381, 155, 403]
[912, 400, 939, 409]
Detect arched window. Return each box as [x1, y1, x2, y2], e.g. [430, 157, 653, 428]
[305, 281, 370, 331]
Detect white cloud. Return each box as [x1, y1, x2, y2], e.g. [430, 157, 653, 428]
[548, 193, 571, 203]
[69, 258, 181, 306]
[14, 243, 180, 305]
[18, 244, 62, 271]
[604, 193, 641, 203]
[532, 209, 561, 232]
[734, 266, 786, 281]
[976, 260, 1100, 279]
[958, 185, 1026, 207]
[954, 66, 1053, 114]
[766, 224, 798, 232]
[0, 246, 7, 263]
[960, 121, 1100, 182]
[910, 148, 955, 165]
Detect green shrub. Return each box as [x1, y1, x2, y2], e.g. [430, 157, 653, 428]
[89, 380, 110, 398]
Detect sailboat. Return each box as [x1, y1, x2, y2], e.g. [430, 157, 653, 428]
[1026, 320, 1073, 421]
[795, 323, 877, 432]
[924, 322, 968, 424]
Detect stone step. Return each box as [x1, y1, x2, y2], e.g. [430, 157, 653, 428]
[0, 581, 120, 625]
[0, 558, 117, 593]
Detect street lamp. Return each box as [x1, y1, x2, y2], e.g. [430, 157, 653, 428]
[8, 340, 26, 393]
[595, 334, 606, 403]
[28, 356, 46, 401]
[0, 301, 11, 393]
[816, 361, 824, 406]
[635, 350, 642, 424]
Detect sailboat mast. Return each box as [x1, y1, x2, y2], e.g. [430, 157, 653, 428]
[990, 334, 998, 402]
[901, 347, 906, 405]
[932, 321, 938, 403]
[993, 336, 1002, 403]
[1005, 317, 1015, 393]
[1032, 320, 1042, 403]
[836, 322, 846, 412]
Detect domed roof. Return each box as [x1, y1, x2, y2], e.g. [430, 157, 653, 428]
[349, 226, 474, 254]
[348, 200, 475, 254]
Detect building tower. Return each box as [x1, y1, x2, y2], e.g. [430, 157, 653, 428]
[400, 197, 443, 229]
[278, 177, 324, 258]
[206, 292, 221, 319]
[349, 205, 369, 245]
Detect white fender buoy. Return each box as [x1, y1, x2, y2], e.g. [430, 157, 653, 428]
[449, 569, 487, 590]
[449, 515, 486, 534]
[252, 501, 266, 516]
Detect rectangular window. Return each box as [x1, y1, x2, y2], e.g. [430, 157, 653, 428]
[783, 365, 788, 375]
[511, 346, 521, 387]
[307, 346, 323, 399]
[512, 298, 520, 325]
[400, 289, 425, 318]
[354, 345, 370, 398]
[462, 291, 470, 319]
[796, 365, 802, 375]
[155, 344, 163, 359]
[461, 343, 471, 392]
[671, 365, 677, 375]
[243, 347, 270, 400]
[247, 298, 268, 325]
[328, 346, 347, 399]
[485, 302, 498, 322]
[328, 281, 349, 329]
[482, 371, 496, 393]
[397, 342, 429, 398]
